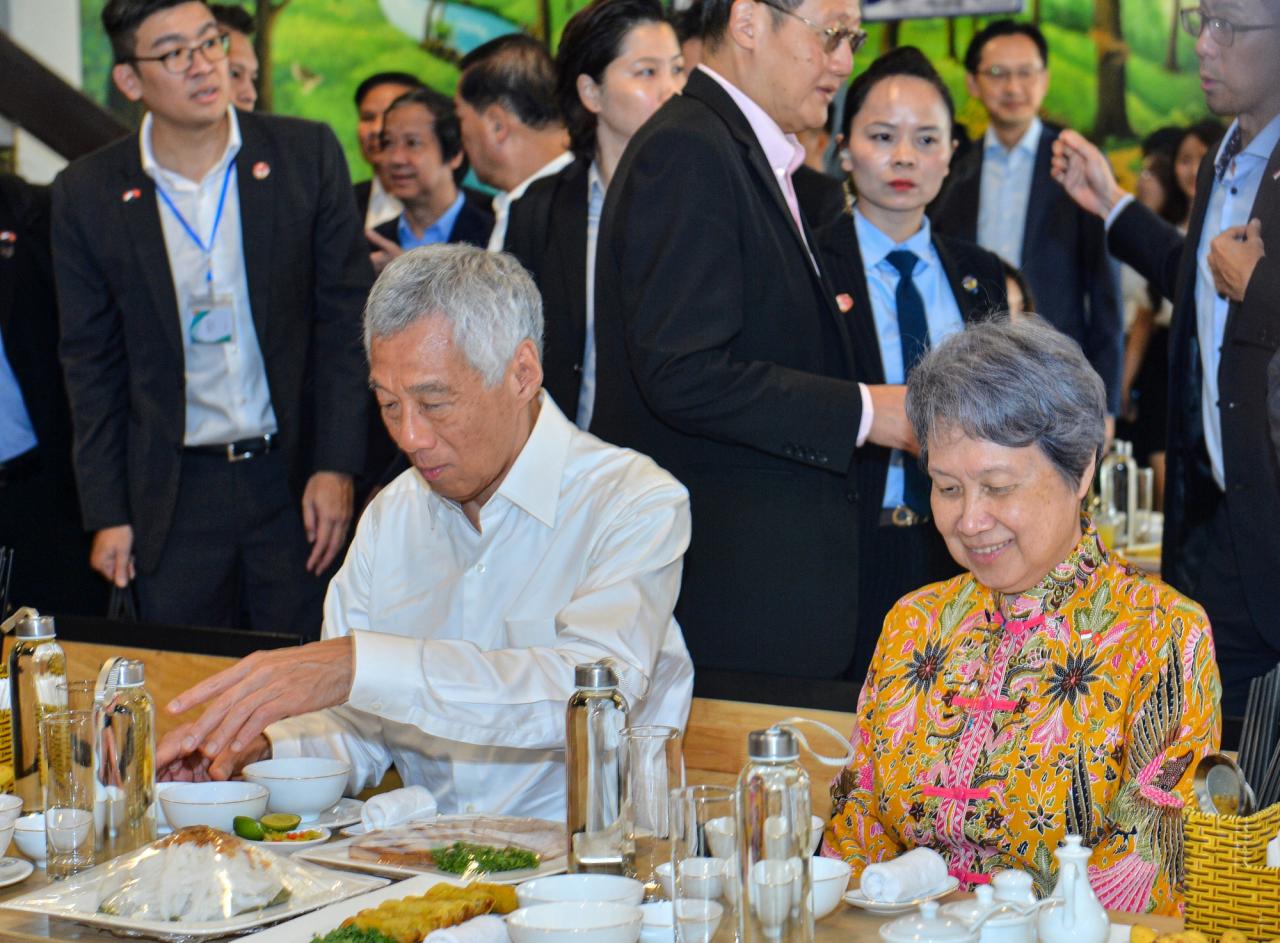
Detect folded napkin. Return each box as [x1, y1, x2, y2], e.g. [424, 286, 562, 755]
[425, 915, 510, 943]
[859, 847, 948, 902]
[361, 785, 438, 832]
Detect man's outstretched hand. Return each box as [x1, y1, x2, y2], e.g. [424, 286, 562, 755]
[156, 637, 355, 781]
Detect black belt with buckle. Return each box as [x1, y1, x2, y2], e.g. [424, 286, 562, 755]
[0, 448, 42, 486]
[184, 434, 275, 462]
[880, 505, 931, 527]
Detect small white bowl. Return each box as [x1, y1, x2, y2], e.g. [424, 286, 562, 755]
[0, 819, 14, 858]
[517, 874, 645, 908]
[508, 902, 643, 943]
[159, 781, 269, 832]
[810, 815, 825, 854]
[0, 795, 24, 825]
[241, 757, 350, 823]
[639, 899, 723, 943]
[809, 856, 852, 919]
[13, 814, 45, 866]
[245, 826, 331, 855]
[702, 815, 824, 856]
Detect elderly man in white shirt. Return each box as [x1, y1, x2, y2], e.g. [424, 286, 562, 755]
[157, 244, 694, 818]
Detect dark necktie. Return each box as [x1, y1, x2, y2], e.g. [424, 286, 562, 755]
[886, 249, 931, 515]
[1215, 126, 1243, 181]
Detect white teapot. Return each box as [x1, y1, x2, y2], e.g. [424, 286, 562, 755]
[1036, 835, 1109, 943]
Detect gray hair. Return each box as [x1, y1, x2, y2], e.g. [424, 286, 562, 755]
[363, 245, 544, 385]
[905, 315, 1107, 486]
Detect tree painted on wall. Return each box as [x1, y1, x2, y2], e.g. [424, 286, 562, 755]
[252, 0, 292, 112]
[1092, 0, 1132, 138]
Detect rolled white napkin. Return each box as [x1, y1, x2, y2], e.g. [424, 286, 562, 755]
[425, 915, 510, 943]
[360, 785, 438, 832]
[859, 847, 948, 902]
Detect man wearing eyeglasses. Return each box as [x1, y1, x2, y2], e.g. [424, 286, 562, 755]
[592, 0, 918, 698]
[930, 20, 1122, 428]
[1053, 0, 1280, 715]
[51, 0, 372, 637]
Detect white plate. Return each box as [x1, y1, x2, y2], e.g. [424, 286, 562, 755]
[246, 827, 332, 854]
[842, 875, 960, 915]
[309, 797, 365, 830]
[0, 863, 388, 940]
[297, 814, 568, 884]
[248, 872, 463, 942]
[0, 858, 34, 889]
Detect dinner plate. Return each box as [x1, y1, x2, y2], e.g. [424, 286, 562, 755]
[247, 872, 462, 942]
[0, 858, 34, 889]
[246, 826, 332, 855]
[297, 814, 569, 884]
[0, 863, 388, 941]
[842, 875, 960, 914]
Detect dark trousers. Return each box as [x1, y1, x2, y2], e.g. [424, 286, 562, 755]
[134, 449, 325, 640]
[1183, 495, 1280, 717]
[846, 514, 962, 686]
[0, 448, 105, 617]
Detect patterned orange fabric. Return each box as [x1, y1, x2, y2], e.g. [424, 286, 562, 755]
[825, 520, 1221, 916]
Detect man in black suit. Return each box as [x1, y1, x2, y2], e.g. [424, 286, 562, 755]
[53, 0, 371, 637]
[1053, 0, 1280, 713]
[592, 0, 915, 695]
[930, 21, 1123, 420]
[0, 175, 104, 618]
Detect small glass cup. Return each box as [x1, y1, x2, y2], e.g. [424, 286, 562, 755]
[671, 785, 737, 943]
[40, 709, 96, 878]
[621, 725, 684, 900]
[55, 679, 97, 712]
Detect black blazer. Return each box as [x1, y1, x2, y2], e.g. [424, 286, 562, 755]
[0, 176, 72, 467]
[930, 123, 1123, 413]
[813, 212, 1008, 513]
[371, 187, 495, 251]
[353, 178, 373, 223]
[591, 69, 865, 680]
[52, 112, 373, 573]
[1108, 138, 1280, 648]
[504, 155, 591, 419]
[794, 165, 846, 230]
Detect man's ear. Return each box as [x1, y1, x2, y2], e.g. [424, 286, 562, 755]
[963, 72, 979, 100]
[483, 103, 510, 143]
[112, 62, 145, 103]
[510, 339, 544, 403]
[727, 0, 761, 50]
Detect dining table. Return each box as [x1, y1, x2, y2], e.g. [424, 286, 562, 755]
[0, 862, 1185, 943]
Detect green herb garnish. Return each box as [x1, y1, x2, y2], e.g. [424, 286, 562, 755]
[311, 927, 398, 943]
[429, 841, 540, 874]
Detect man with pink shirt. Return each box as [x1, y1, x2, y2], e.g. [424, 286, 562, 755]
[590, 0, 914, 698]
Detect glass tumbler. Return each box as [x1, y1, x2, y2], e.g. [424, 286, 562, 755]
[671, 784, 738, 943]
[621, 725, 684, 900]
[40, 708, 96, 878]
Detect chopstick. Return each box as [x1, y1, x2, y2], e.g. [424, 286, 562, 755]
[0, 547, 13, 622]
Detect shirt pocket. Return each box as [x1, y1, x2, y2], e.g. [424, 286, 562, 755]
[504, 617, 559, 648]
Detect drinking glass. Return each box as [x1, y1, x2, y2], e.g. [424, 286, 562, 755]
[621, 725, 684, 900]
[41, 709, 96, 878]
[54, 680, 96, 712]
[671, 785, 737, 943]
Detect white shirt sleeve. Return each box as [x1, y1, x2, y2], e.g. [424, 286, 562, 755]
[1105, 193, 1136, 232]
[345, 475, 690, 752]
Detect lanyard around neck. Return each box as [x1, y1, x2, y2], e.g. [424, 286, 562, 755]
[154, 159, 236, 281]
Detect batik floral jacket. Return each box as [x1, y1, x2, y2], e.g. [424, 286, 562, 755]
[825, 521, 1221, 915]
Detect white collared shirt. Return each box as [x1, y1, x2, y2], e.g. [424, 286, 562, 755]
[488, 151, 575, 252]
[266, 394, 695, 819]
[140, 106, 277, 446]
[977, 118, 1043, 268]
[364, 175, 403, 230]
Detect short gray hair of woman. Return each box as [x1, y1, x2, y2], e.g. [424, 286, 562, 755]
[905, 315, 1107, 487]
[363, 244, 544, 386]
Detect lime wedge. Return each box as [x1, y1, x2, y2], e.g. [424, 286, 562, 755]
[233, 815, 265, 840]
[260, 812, 302, 831]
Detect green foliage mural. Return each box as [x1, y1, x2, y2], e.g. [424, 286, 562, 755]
[80, 0, 1210, 184]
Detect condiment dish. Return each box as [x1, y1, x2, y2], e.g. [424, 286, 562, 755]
[810, 856, 852, 919]
[12, 814, 45, 866]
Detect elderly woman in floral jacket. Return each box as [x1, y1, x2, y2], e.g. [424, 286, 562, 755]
[825, 317, 1220, 916]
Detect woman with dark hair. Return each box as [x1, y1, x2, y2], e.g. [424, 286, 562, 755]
[504, 0, 683, 429]
[813, 46, 1008, 683]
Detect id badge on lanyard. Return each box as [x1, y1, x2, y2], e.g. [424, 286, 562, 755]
[158, 161, 238, 347]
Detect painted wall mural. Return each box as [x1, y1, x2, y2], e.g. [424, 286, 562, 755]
[79, 0, 1212, 186]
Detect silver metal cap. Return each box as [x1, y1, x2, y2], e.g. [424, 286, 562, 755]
[14, 615, 55, 640]
[574, 662, 618, 690]
[117, 660, 146, 687]
[747, 726, 799, 761]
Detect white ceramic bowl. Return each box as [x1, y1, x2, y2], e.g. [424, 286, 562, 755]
[0, 819, 14, 858]
[13, 813, 45, 865]
[508, 902, 643, 943]
[702, 814, 825, 856]
[0, 794, 23, 825]
[639, 899, 723, 943]
[517, 874, 645, 908]
[154, 781, 182, 832]
[240, 757, 350, 823]
[809, 856, 852, 919]
[159, 781, 269, 832]
[810, 815, 825, 854]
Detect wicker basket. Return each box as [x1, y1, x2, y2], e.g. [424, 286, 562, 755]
[1183, 802, 1280, 939]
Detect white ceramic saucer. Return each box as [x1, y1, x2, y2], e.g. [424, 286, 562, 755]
[842, 875, 960, 915]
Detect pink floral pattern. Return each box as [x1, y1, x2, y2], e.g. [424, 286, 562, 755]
[825, 521, 1221, 916]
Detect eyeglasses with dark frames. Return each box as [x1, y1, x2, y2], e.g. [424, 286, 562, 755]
[756, 0, 869, 56]
[128, 33, 230, 74]
[1179, 7, 1277, 46]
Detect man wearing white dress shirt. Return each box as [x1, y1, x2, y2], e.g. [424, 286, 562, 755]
[157, 244, 695, 818]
